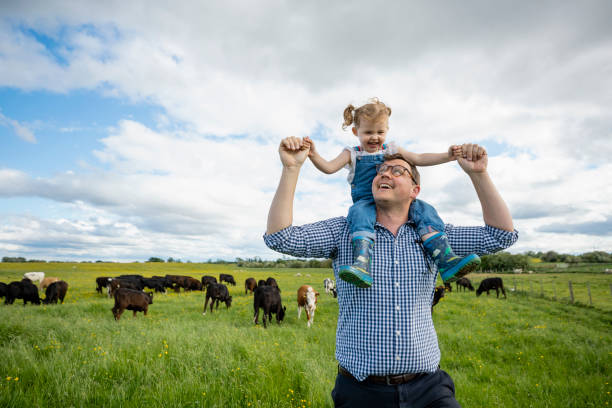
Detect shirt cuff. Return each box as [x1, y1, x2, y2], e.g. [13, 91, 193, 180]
[263, 226, 293, 251]
[485, 225, 519, 248]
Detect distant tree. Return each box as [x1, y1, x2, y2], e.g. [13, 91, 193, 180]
[2, 256, 27, 263]
[147, 257, 165, 263]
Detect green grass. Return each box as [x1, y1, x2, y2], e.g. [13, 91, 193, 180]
[1, 263, 611, 407]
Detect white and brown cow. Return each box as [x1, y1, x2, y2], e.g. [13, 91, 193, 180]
[40, 277, 60, 290]
[23, 272, 45, 286]
[297, 285, 319, 328]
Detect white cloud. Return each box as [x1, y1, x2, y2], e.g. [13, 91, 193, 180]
[0, 112, 36, 143]
[0, 1, 611, 259]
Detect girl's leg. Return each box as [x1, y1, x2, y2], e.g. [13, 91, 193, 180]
[410, 199, 481, 282]
[340, 198, 376, 288]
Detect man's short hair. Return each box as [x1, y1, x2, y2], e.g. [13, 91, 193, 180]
[383, 153, 420, 185]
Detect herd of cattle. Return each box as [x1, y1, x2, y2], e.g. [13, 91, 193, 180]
[1, 270, 507, 326]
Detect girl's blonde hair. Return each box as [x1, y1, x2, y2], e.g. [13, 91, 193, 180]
[342, 98, 392, 130]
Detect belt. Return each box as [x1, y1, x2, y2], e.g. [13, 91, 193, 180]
[338, 365, 421, 385]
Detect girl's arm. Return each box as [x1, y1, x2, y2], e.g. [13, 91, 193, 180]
[304, 137, 351, 174]
[397, 145, 461, 166]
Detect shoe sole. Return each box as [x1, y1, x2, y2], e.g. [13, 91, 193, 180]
[339, 267, 372, 288]
[441, 255, 481, 283]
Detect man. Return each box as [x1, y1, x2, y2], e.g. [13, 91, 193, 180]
[264, 137, 517, 407]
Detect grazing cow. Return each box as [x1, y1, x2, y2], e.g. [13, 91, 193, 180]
[245, 278, 257, 294]
[184, 277, 203, 291]
[323, 278, 336, 295]
[23, 272, 45, 286]
[43, 281, 69, 304]
[219, 274, 236, 286]
[203, 283, 232, 314]
[297, 285, 320, 328]
[444, 282, 452, 292]
[109, 278, 144, 297]
[201, 275, 217, 288]
[253, 286, 286, 328]
[96, 277, 112, 294]
[456, 277, 475, 292]
[142, 278, 167, 293]
[5, 279, 41, 305]
[432, 286, 445, 311]
[257, 279, 267, 288]
[0, 282, 7, 300]
[265, 277, 280, 291]
[40, 277, 60, 290]
[165, 275, 186, 292]
[476, 277, 507, 299]
[111, 288, 153, 320]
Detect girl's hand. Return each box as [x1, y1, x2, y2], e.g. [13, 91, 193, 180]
[449, 145, 462, 160]
[303, 136, 317, 157]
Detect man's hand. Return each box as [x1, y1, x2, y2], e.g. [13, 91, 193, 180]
[457, 143, 487, 174]
[279, 136, 310, 169]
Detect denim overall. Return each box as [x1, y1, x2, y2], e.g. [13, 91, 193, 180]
[347, 146, 445, 240]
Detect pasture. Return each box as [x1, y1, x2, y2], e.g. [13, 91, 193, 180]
[1, 262, 610, 407]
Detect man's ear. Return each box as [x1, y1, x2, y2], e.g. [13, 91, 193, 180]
[352, 126, 358, 136]
[410, 184, 421, 200]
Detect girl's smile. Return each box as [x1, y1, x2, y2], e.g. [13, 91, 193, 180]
[352, 117, 389, 153]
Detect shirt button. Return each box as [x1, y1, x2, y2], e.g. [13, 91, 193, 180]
[394, 282, 399, 288]
[396, 305, 400, 311]
[396, 330, 401, 336]
[394, 260, 399, 265]
[396, 355, 401, 361]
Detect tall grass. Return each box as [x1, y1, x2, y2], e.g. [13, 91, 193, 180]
[1, 263, 610, 407]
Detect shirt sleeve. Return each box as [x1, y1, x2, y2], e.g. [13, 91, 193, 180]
[263, 217, 346, 259]
[443, 224, 519, 256]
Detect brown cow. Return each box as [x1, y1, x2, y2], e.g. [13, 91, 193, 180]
[245, 277, 257, 294]
[111, 288, 153, 320]
[43, 281, 69, 304]
[297, 285, 319, 328]
[40, 277, 60, 290]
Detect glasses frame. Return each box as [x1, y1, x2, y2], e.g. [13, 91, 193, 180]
[375, 163, 417, 184]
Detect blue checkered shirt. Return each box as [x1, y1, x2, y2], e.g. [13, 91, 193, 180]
[264, 217, 518, 381]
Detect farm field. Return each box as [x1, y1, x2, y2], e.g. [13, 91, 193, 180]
[1, 263, 611, 407]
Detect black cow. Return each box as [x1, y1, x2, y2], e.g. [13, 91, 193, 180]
[456, 277, 475, 292]
[0, 282, 7, 300]
[152, 276, 174, 290]
[476, 277, 506, 298]
[219, 274, 236, 286]
[201, 275, 217, 288]
[109, 278, 144, 297]
[203, 283, 232, 314]
[142, 278, 167, 293]
[245, 278, 257, 294]
[112, 288, 153, 320]
[432, 286, 445, 312]
[184, 277, 203, 291]
[95, 276, 111, 294]
[253, 286, 286, 328]
[5, 279, 41, 305]
[265, 277, 280, 292]
[44, 281, 69, 304]
[165, 275, 186, 292]
[257, 279, 267, 288]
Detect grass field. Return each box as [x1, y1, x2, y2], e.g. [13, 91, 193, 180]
[1, 263, 611, 407]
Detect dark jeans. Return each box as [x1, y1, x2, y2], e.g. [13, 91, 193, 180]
[331, 369, 461, 408]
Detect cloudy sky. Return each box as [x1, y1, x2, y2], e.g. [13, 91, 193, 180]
[1, 1, 611, 262]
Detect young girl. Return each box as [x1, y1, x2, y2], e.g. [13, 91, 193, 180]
[305, 98, 480, 288]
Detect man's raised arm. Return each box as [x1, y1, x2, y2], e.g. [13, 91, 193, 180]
[266, 137, 310, 235]
[457, 143, 514, 232]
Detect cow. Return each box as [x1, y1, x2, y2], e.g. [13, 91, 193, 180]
[165, 275, 186, 292]
[444, 282, 452, 292]
[219, 274, 236, 286]
[5, 279, 41, 305]
[23, 272, 45, 286]
[245, 277, 257, 294]
[96, 277, 112, 294]
[297, 285, 320, 328]
[476, 277, 507, 298]
[142, 278, 167, 293]
[253, 286, 286, 328]
[456, 277, 475, 292]
[257, 279, 267, 288]
[43, 281, 69, 304]
[0, 282, 8, 300]
[40, 277, 60, 290]
[432, 286, 445, 312]
[265, 277, 280, 291]
[108, 278, 144, 297]
[323, 278, 336, 295]
[111, 288, 153, 320]
[203, 283, 232, 314]
[184, 277, 203, 291]
[201, 275, 217, 288]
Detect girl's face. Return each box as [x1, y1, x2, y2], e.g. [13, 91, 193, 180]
[352, 116, 389, 153]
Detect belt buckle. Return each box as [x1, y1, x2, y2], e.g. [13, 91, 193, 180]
[385, 375, 392, 386]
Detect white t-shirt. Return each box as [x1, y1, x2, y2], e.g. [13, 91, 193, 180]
[343, 142, 399, 184]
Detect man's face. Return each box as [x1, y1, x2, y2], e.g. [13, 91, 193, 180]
[372, 158, 420, 205]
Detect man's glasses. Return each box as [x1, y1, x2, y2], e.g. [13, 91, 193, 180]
[376, 163, 417, 184]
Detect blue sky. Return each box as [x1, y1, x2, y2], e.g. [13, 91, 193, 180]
[1, 1, 611, 261]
